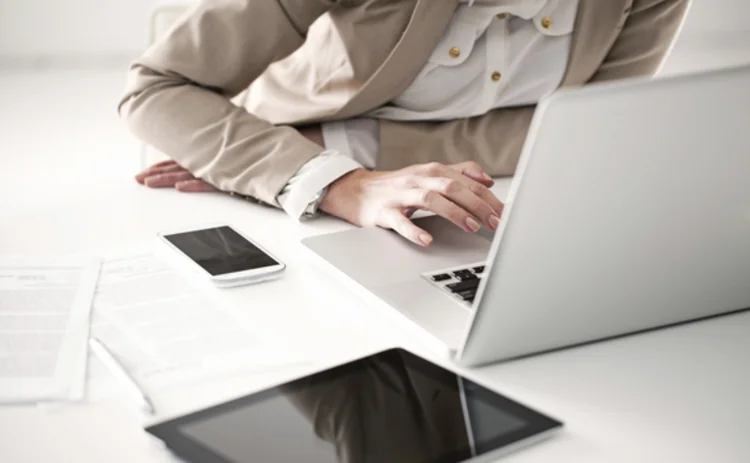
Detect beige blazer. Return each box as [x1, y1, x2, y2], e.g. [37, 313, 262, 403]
[118, 0, 690, 206]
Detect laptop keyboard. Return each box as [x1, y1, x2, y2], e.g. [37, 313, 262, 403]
[423, 263, 486, 307]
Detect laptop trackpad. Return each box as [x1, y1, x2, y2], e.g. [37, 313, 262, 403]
[302, 216, 493, 288]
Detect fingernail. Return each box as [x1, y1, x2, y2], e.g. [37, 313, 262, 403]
[482, 172, 492, 181]
[466, 217, 481, 232]
[489, 215, 500, 230]
[419, 234, 433, 246]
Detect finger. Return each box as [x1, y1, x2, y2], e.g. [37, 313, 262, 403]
[420, 164, 504, 227]
[418, 177, 499, 231]
[460, 176, 504, 221]
[441, 166, 504, 217]
[143, 171, 195, 188]
[150, 159, 179, 169]
[175, 179, 219, 193]
[422, 162, 492, 187]
[450, 161, 494, 187]
[380, 209, 433, 247]
[461, 170, 494, 187]
[404, 189, 480, 233]
[134, 160, 178, 180]
[135, 164, 185, 183]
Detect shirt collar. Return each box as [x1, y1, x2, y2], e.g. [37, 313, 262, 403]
[460, 0, 551, 19]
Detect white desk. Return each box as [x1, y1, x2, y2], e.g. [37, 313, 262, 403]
[2, 166, 749, 463]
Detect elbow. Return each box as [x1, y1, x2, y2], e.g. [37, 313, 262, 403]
[117, 62, 162, 122]
[115, 62, 179, 143]
[117, 92, 136, 128]
[116, 63, 148, 130]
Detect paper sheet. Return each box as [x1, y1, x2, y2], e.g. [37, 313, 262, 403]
[0, 257, 100, 402]
[86, 251, 304, 399]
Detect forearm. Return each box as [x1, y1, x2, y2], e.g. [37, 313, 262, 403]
[118, 0, 343, 205]
[121, 74, 328, 205]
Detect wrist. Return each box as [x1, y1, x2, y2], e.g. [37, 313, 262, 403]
[319, 168, 367, 217]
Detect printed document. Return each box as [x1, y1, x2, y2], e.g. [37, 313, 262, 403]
[0, 257, 100, 402]
[87, 251, 304, 397]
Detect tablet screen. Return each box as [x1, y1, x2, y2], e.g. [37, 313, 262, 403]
[147, 349, 561, 463]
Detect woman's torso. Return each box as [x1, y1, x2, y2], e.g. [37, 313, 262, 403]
[243, 0, 578, 125]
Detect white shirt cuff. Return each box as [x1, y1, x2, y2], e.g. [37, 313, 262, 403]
[277, 150, 362, 220]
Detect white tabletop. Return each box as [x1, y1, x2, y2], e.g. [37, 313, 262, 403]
[3, 48, 750, 458]
[2, 161, 749, 462]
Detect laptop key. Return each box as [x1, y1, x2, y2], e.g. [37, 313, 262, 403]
[431, 274, 452, 282]
[473, 266, 485, 274]
[453, 270, 475, 280]
[447, 279, 480, 293]
[454, 272, 478, 281]
[457, 288, 477, 300]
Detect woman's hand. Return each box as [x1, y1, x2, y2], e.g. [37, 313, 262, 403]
[320, 161, 504, 247]
[135, 160, 218, 192]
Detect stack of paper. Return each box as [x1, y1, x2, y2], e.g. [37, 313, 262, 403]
[86, 250, 304, 398]
[0, 257, 100, 403]
[1, 249, 306, 407]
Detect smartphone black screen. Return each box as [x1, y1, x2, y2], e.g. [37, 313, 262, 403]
[163, 226, 279, 276]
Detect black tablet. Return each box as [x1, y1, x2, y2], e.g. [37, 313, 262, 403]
[147, 348, 562, 463]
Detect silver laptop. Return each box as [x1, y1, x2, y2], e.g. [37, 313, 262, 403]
[302, 65, 750, 367]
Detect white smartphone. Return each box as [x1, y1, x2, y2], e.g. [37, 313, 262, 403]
[157, 224, 285, 288]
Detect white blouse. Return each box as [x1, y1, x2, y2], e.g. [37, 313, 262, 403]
[278, 0, 580, 219]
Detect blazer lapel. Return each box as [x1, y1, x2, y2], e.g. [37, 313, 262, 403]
[561, 0, 632, 86]
[336, 0, 629, 118]
[336, 0, 460, 119]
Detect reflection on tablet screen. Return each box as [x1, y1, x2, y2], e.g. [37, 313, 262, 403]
[148, 349, 561, 463]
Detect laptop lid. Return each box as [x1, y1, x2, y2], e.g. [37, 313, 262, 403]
[458, 65, 750, 366]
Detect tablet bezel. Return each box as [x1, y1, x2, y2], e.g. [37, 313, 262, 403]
[146, 348, 563, 463]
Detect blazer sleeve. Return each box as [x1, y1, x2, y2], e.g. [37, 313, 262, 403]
[588, 0, 691, 83]
[376, 0, 690, 175]
[118, 0, 347, 205]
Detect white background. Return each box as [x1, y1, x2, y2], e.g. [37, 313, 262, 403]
[0, 1, 749, 463]
[0, 0, 155, 62]
[0, 0, 749, 65]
